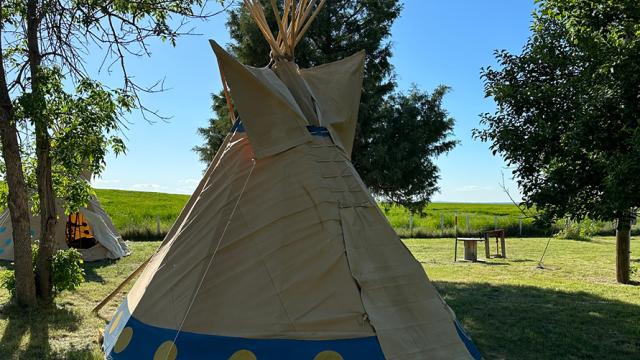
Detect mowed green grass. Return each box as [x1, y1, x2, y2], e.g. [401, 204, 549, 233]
[0, 241, 159, 360]
[0, 237, 637, 359]
[408, 237, 640, 359]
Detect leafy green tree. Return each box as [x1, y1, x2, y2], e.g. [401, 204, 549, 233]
[476, 0, 640, 283]
[0, 0, 221, 305]
[193, 93, 233, 163]
[196, 0, 457, 212]
[373, 86, 457, 215]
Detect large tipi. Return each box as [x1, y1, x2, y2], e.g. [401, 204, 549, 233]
[0, 194, 130, 262]
[102, 1, 481, 359]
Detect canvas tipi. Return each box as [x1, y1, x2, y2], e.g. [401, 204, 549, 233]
[0, 194, 130, 262]
[102, 1, 481, 359]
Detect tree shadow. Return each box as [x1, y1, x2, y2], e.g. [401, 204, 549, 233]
[561, 237, 614, 245]
[0, 301, 83, 359]
[0, 261, 15, 271]
[508, 259, 535, 263]
[434, 281, 640, 360]
[471, 260, 510, 266]
[82, 259, 118, 284]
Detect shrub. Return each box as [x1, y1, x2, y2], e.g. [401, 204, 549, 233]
[51, 248, 85, 292]
[555, 218, 597, 241]
[0, 247, 85, 295]
[0, 269, 16, 296]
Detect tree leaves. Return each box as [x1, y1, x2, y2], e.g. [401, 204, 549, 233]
[476, 0, 640, 221]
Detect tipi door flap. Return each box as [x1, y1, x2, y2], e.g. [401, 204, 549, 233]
[339, 206, 474, 359]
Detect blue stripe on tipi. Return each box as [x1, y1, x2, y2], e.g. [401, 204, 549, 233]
[104, 299, 385, 360]
[454, 319, 482, 359]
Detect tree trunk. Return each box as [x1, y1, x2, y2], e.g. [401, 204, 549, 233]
[27, 0, 56, 301]
[0, 24, 37, 307]
[615, 213, 631, 284]
[34, 124, 56, 301]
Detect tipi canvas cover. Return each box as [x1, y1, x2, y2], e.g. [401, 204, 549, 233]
[0, 195, 130, 262]
[103, 2, 480, 358]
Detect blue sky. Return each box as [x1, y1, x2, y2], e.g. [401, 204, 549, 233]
[93, 0, 536, 202]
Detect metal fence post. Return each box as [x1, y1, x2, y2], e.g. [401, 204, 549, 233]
[494, 215, 498, 230]
[440, 214, 444, 235]
[409, 212, 414, 238]
[519, 215, 523, 237]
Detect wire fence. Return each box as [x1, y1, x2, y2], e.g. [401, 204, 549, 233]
[119, 209, 639, 241]
[387, 212, 639, 239]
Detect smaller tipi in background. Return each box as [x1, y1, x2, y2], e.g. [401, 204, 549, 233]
[0, 178, 129, 262]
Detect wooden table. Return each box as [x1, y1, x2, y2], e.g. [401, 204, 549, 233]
[456, 238, 484, 262]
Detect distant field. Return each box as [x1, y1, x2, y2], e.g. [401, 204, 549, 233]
[382, 202, 546, 238]
[95, 189, 189, 240]
[94, 189, 628, 240]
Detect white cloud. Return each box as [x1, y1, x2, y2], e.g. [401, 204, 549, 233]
[130, 183, 168, 192]
[92, 178, 121, 186]
[178, 178, 199, 185]
[174, 178, 200, 194]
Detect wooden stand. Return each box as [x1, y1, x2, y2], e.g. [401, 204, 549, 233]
[456, 238, 484, 262]
[485, 229, 506, 258]
[463, 239, 479, 261]
[454, 214, 487, 262]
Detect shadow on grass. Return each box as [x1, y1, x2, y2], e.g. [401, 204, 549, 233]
[121, 228, 165, 242]
[0, 301, 97, 359]
[82, 259, 119, 284]
[435, 281, 640, 360]
[481, 261, 510, 266]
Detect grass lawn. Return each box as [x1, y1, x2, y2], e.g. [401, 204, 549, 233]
[0, 237, 638, 359]
[0, 242, 158, 360]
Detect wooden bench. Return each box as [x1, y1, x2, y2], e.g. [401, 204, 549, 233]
[455, 235, 491, 262]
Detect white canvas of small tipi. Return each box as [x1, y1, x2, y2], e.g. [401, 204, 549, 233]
[0, 194, 130, 262]
[102, 1, 481, 359]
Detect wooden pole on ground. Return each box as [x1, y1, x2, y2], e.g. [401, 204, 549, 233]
[92, 257, 151, 314]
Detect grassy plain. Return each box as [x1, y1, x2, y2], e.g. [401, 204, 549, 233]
[0, 237, 637, 359]
[95, 189, 634, 239]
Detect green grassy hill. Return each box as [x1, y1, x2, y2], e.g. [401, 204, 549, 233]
[95, 189, 189, 240]
[95, 188, 625, 240]
[95, 189, 540, 240]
